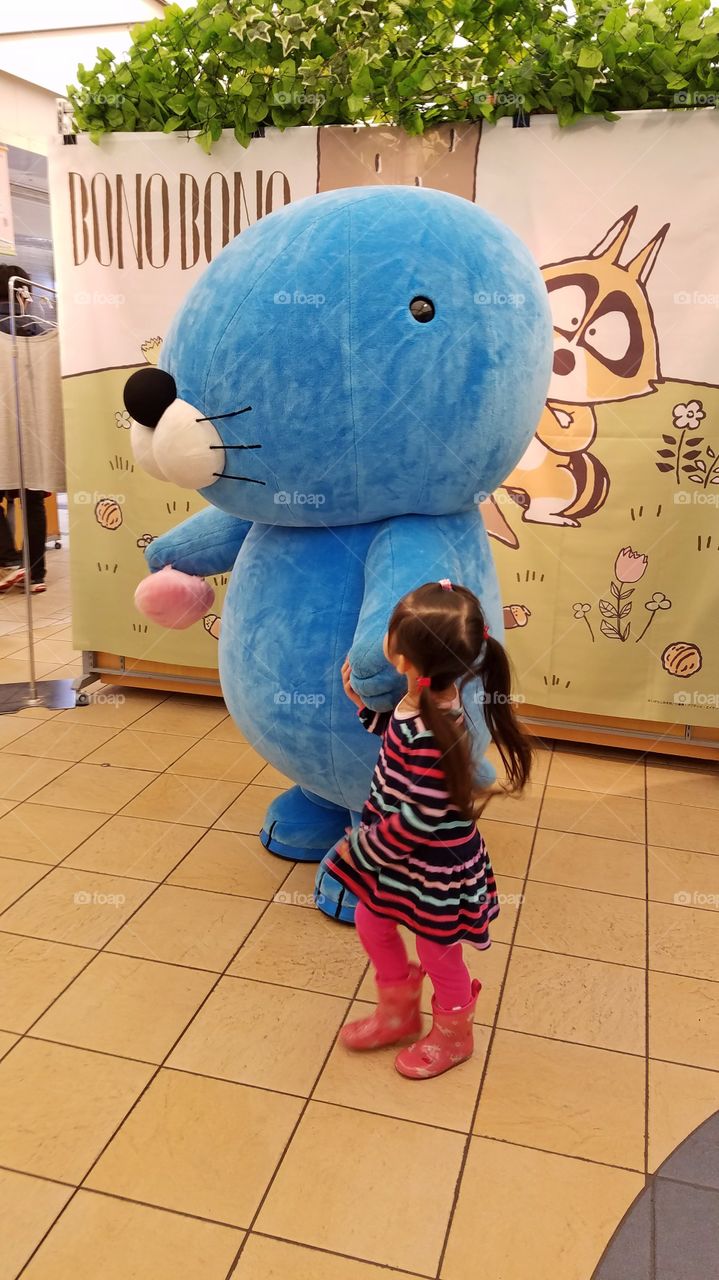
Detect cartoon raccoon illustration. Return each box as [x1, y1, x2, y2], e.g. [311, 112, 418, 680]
[485, 207, 668, 544]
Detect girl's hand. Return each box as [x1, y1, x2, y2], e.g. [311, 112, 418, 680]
[335, 838, 351, 860]
[341, 658, 364, 709]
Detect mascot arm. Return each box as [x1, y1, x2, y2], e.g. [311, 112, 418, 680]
[348, 514, 464, 711]
[145, 507, 253, 577]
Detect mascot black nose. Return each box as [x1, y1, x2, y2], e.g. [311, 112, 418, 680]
[123, 368, 177, 429]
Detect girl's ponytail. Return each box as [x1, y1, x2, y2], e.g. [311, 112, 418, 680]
[387, 581, 533, 819]
[417, 688, 474, 819]
[467, 634, 533, 795]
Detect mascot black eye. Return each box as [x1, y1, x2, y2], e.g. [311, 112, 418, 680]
[409, 296, 435, 323]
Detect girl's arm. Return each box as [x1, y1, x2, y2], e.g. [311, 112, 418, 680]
[342, 658, 391, 735]
[357, 706, 392, 736]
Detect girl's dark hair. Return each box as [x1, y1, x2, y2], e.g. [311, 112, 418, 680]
[388, 582, 532, 819]
[0, 265, 30, 308]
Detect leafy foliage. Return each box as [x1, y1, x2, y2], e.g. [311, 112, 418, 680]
[68, 0, 719, 150]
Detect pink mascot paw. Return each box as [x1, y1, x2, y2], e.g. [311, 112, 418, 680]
[134, 566, 215, 629]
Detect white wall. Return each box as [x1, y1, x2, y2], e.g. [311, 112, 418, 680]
[0, 2, 172, 96]
[0, 72, 57, 155]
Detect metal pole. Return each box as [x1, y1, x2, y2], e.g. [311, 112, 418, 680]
[8, 276, 40, 704]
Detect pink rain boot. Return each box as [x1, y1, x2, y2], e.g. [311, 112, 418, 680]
[395, 979, 481, 1078]
[340, 964, 424, 1051]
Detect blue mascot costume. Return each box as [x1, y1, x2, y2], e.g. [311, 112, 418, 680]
[125, 185, 552, 923]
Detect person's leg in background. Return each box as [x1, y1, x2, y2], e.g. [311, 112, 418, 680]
[0, 492, 24, 591]
[24, 490, 47, 590]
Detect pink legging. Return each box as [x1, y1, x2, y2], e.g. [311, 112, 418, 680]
[355, 901, 472, 1011]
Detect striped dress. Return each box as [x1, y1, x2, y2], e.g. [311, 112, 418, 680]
[327, 700, 499, 948]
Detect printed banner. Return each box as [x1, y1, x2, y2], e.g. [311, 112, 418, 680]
[49, 117, 719, 727]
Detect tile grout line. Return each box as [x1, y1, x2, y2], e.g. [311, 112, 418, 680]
[3, 694, 300, 1278]
[243, 1230, 437, 1280]
[221, 954, 372, 1279]
[13, 850, 302, 1279]
[2, 680, 715, 1276]
[7, 848, 719, 902]
[434, 738, 556, 1279]
[0, 704, 282, 1039]
[5, 986, 719, 1076]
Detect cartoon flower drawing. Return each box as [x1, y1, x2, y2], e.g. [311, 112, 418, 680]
[673, 401, 705, 430]
[657, 400, 713, 486]
[115, 410, 131, 429]
[636, 592, 672, 643]
[600, 547, 648, 642]
[572, 602, 595, 642]
[614, 547, 648, 584]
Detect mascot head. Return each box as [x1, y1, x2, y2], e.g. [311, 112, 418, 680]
[125, 185, 552, 525]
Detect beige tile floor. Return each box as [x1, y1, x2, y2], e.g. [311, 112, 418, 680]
[0, 551, 718, 1278]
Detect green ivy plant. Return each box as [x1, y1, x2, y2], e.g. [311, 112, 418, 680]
[68, 0, 719, 151]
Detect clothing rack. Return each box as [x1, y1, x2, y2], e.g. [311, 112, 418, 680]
[0, 278, 81, 712]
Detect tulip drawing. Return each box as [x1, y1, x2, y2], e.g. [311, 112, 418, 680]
[614, 547, 649, 584]
[600, 547, 648, 642]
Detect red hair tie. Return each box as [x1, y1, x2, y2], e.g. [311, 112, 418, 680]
[417, 676, 431, 689]
[484, 625, 490, 639]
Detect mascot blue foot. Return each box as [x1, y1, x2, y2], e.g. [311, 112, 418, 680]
[314, 853, 358, 925]
[260, 785, 349, 862]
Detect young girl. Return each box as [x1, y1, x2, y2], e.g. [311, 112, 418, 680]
[327, 579, 532, 1080]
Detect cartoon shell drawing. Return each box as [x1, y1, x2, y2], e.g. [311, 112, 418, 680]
[203, 613, 221, 640]
[95, 498, 123, 530]
[503, 604, 532, 629]
[136, 534, 157, 550]
[661, 642, 702, 678]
